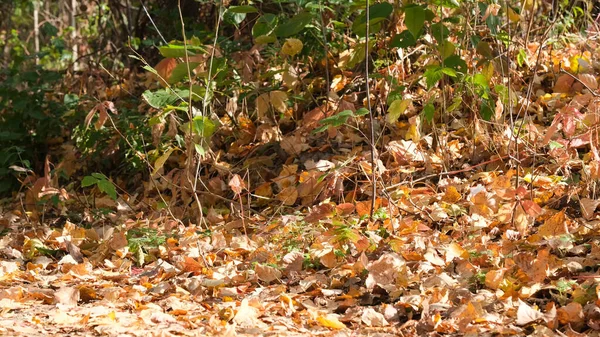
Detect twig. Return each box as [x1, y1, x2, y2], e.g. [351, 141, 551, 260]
[364, 0, 377, 220]
[559, 66, 600, 97]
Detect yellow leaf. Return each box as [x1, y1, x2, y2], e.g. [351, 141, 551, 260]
[317, 314, 347, 330]
[152, 147, 176, 176]
[507, 7, 520, 22]
[405, 125, 420, 142]
[570, 55, 590, 74]
[281, 38, 303, 56]
[441, 186, 461, 203]
[386, 99, 412, 124]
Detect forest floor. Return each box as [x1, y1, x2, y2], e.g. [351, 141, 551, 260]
[4, 19, 600, 337]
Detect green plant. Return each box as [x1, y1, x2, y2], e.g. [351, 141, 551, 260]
[81, 173, 117, 200]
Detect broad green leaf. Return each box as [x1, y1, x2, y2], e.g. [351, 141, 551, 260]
[195, 143, 206, 156]
[159, 44, 206, 58]
[143, 89, 180, 109]
[97, 179, 117, 200]
[352, 2, 393, 36]
[480, 100, 494, 121]
[476, 41, 493, 59]
[355, 108, 370, 116]
[168, 62, 200, 84]
[81, 176, 98, 187]
[192, 116, 216, 138]
[319, 110, 354, 128]
[255, 35, 278, 44]
[152, 147, 176, 176]
[91, 172, 108, 180]
[275, 12, 313, 37]
[443, 54, 467, 73]
[404, 5, 425, 38]
[390, 30, 416, 48]
[422, 103, 435, 123]
[472, 73, 489, 89]
[386, 99, 412, 124]
[439, 41, 455, 60]
[224, 11, 246, 26]
[446, 97, 462, 113]
[441, 67, 457, 77]
[63, 94, 79, 108]
[252, 14, 278, 38]
[227, 5, 258, 13]
[431, 22, 450, 42]
[347, 41, 375, 68]
[424, 66, 443, 89]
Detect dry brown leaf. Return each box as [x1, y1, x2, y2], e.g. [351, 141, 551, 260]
[537, 210, 568, 237]
[366, 253, 405, 290]
[361, 308, 389, 327]
[516, 299, 545, 326]
[255, 263, 282, 283]
[580, 198, 600, 220]
[54, 286, 79, 307]
[277, 186, 298, 206]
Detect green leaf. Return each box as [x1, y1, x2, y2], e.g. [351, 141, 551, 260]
[319, 110, 354, 128]
[404, 5, 425, 38]
[355, 108, 370, 116]
[224, 11, 247, 26]
[431, 22, 450, 42]
[352, 3, 393, 36]
[431, 0, 460, 8]
[423, 103, 435, 123]
[443, 54, 467, 73]
[143, 89, 180, 109]
[441, 67, 457, 77]
[159, 44, 206, 58]
[313, 124, 329, 134]
[168, 62, 200, 84]
[252, 14, 278, 38]
[275, 12, 313, 37]
[447, 97, 462, 113]
[97, 179, 117, 200]
[517, 48, 527, 67]
[63, 94, 79, 108]
[192, 116, 216, 138]
[195, 143, 206, 156]
[386, 99, 412, 124]
[480, 100, 494, 121]
[423, 66, 443, 89]
[439, 41, 455, 60]
[227, 5, 257, 13]
[390, 30, 416, 48]
[91, 172, 108, 180]
[81, 176, 98, 187]
[143, 65, 159, 76]
[549, 141, 564, 150]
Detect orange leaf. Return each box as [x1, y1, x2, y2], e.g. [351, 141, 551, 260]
[154, 58, 177, 86]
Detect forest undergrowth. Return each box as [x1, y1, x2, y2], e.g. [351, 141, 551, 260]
[3, 1, 600, 336]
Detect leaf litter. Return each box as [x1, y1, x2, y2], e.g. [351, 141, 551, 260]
[6, 12, 600, 337]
